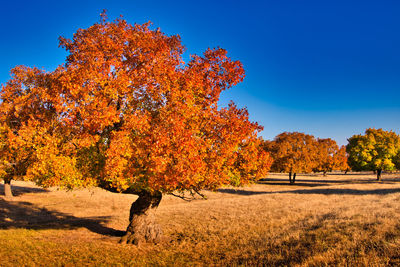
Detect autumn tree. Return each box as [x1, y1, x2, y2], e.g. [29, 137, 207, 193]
[0, 66, 58, 198]
[335, 145, 350, 173]
[346, 128, 400, 180]
[266, 132, 318, 184]
[313, 138, 348, 175]
[0, 14, 271, 243]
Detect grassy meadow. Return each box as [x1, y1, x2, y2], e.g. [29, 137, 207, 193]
[1, 172, 400, 266]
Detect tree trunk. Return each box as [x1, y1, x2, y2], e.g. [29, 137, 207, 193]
[323, 171, 327, 176]
[120, 190, 163, 245]
[4, 179, 13, 199]
[292, 173, 296, 184]
[377, 169, 382, 181]
[289, 172, 292, 184]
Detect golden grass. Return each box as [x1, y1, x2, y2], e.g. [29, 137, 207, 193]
[1, 172, 400, 266]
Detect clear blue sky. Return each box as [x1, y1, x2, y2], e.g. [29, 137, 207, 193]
[1, 0, 400, 145]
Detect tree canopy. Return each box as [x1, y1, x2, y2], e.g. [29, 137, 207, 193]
[265, 132, 348, 183]
[265, 132, 316, 183]
[0, 15, 271, 196]
[313, 138, 348, 175]
[346, 128, 400, 180]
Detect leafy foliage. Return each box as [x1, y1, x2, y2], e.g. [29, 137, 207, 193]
[265, 133, 348, 175]
[346, 128, 400, 172]
[313, 138, 348, 174]
[0, 14, 270, 195]
[265, 132, 318, 174]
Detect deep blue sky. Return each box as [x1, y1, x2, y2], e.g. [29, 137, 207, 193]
[1, 0, 399, 145]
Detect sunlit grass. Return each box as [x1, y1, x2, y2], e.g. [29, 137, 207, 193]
[1, 172, 400, 266]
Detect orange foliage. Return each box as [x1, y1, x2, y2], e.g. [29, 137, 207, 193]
[314, 139, 349, 173]
[267, 132, 317, 174]
[0, 15, 270, 194]
[265, 133, 347, 176]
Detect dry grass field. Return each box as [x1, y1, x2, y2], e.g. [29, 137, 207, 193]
[1, 172, 400, 266]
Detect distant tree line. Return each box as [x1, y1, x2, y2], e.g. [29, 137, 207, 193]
[263, 128, 400, 183]
[263, 132, 348, 184]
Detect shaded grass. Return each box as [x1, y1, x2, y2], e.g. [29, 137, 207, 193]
[1, 173, 400, 266]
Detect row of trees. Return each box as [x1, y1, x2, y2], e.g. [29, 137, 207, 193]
[263, 128, 400, 183]
[263, 132, 348, 184]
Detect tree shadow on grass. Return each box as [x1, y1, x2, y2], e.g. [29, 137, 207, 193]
[0, 199, 125, 237]
[0, 183, 48, 197]
[217, 188, 271, 196]
[259, 176, 400, 186]
[300, 178, 400, 185]
[258, 179, 330, 187]
[218, 187, 400, 196]
[287, 187, 400, 196]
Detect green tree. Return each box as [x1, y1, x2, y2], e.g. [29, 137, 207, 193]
[346, 128, 400, 180]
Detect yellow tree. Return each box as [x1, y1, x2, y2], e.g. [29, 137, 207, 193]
[0, 14, 271, 244]
[346, 128, 400, 180]
[266, 132, 318, 184]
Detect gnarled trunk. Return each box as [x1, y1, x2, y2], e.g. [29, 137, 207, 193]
[377, 169, 382, 181]
[120, 190, 162, 245]
[4, 179, 13, 199]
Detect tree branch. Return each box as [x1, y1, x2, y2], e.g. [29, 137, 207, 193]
[168, 192, 193, 201]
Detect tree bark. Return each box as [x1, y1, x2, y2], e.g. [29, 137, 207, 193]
[120, 190, 163, 245]
[323, 171, 327, 176]
[289, 171, 292, 184]
[377, 169, 382, 181]
[292, 173, 296, 184]
[4, 179, 13, 199]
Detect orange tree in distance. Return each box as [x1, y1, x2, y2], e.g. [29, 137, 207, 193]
[334, 145, 349, 173]
[313, 138, 349, 175]
[266, 132, 318, 184]
[0, 14, 271, 244]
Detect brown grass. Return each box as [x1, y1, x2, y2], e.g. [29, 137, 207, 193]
[1, 172, 400, 266]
